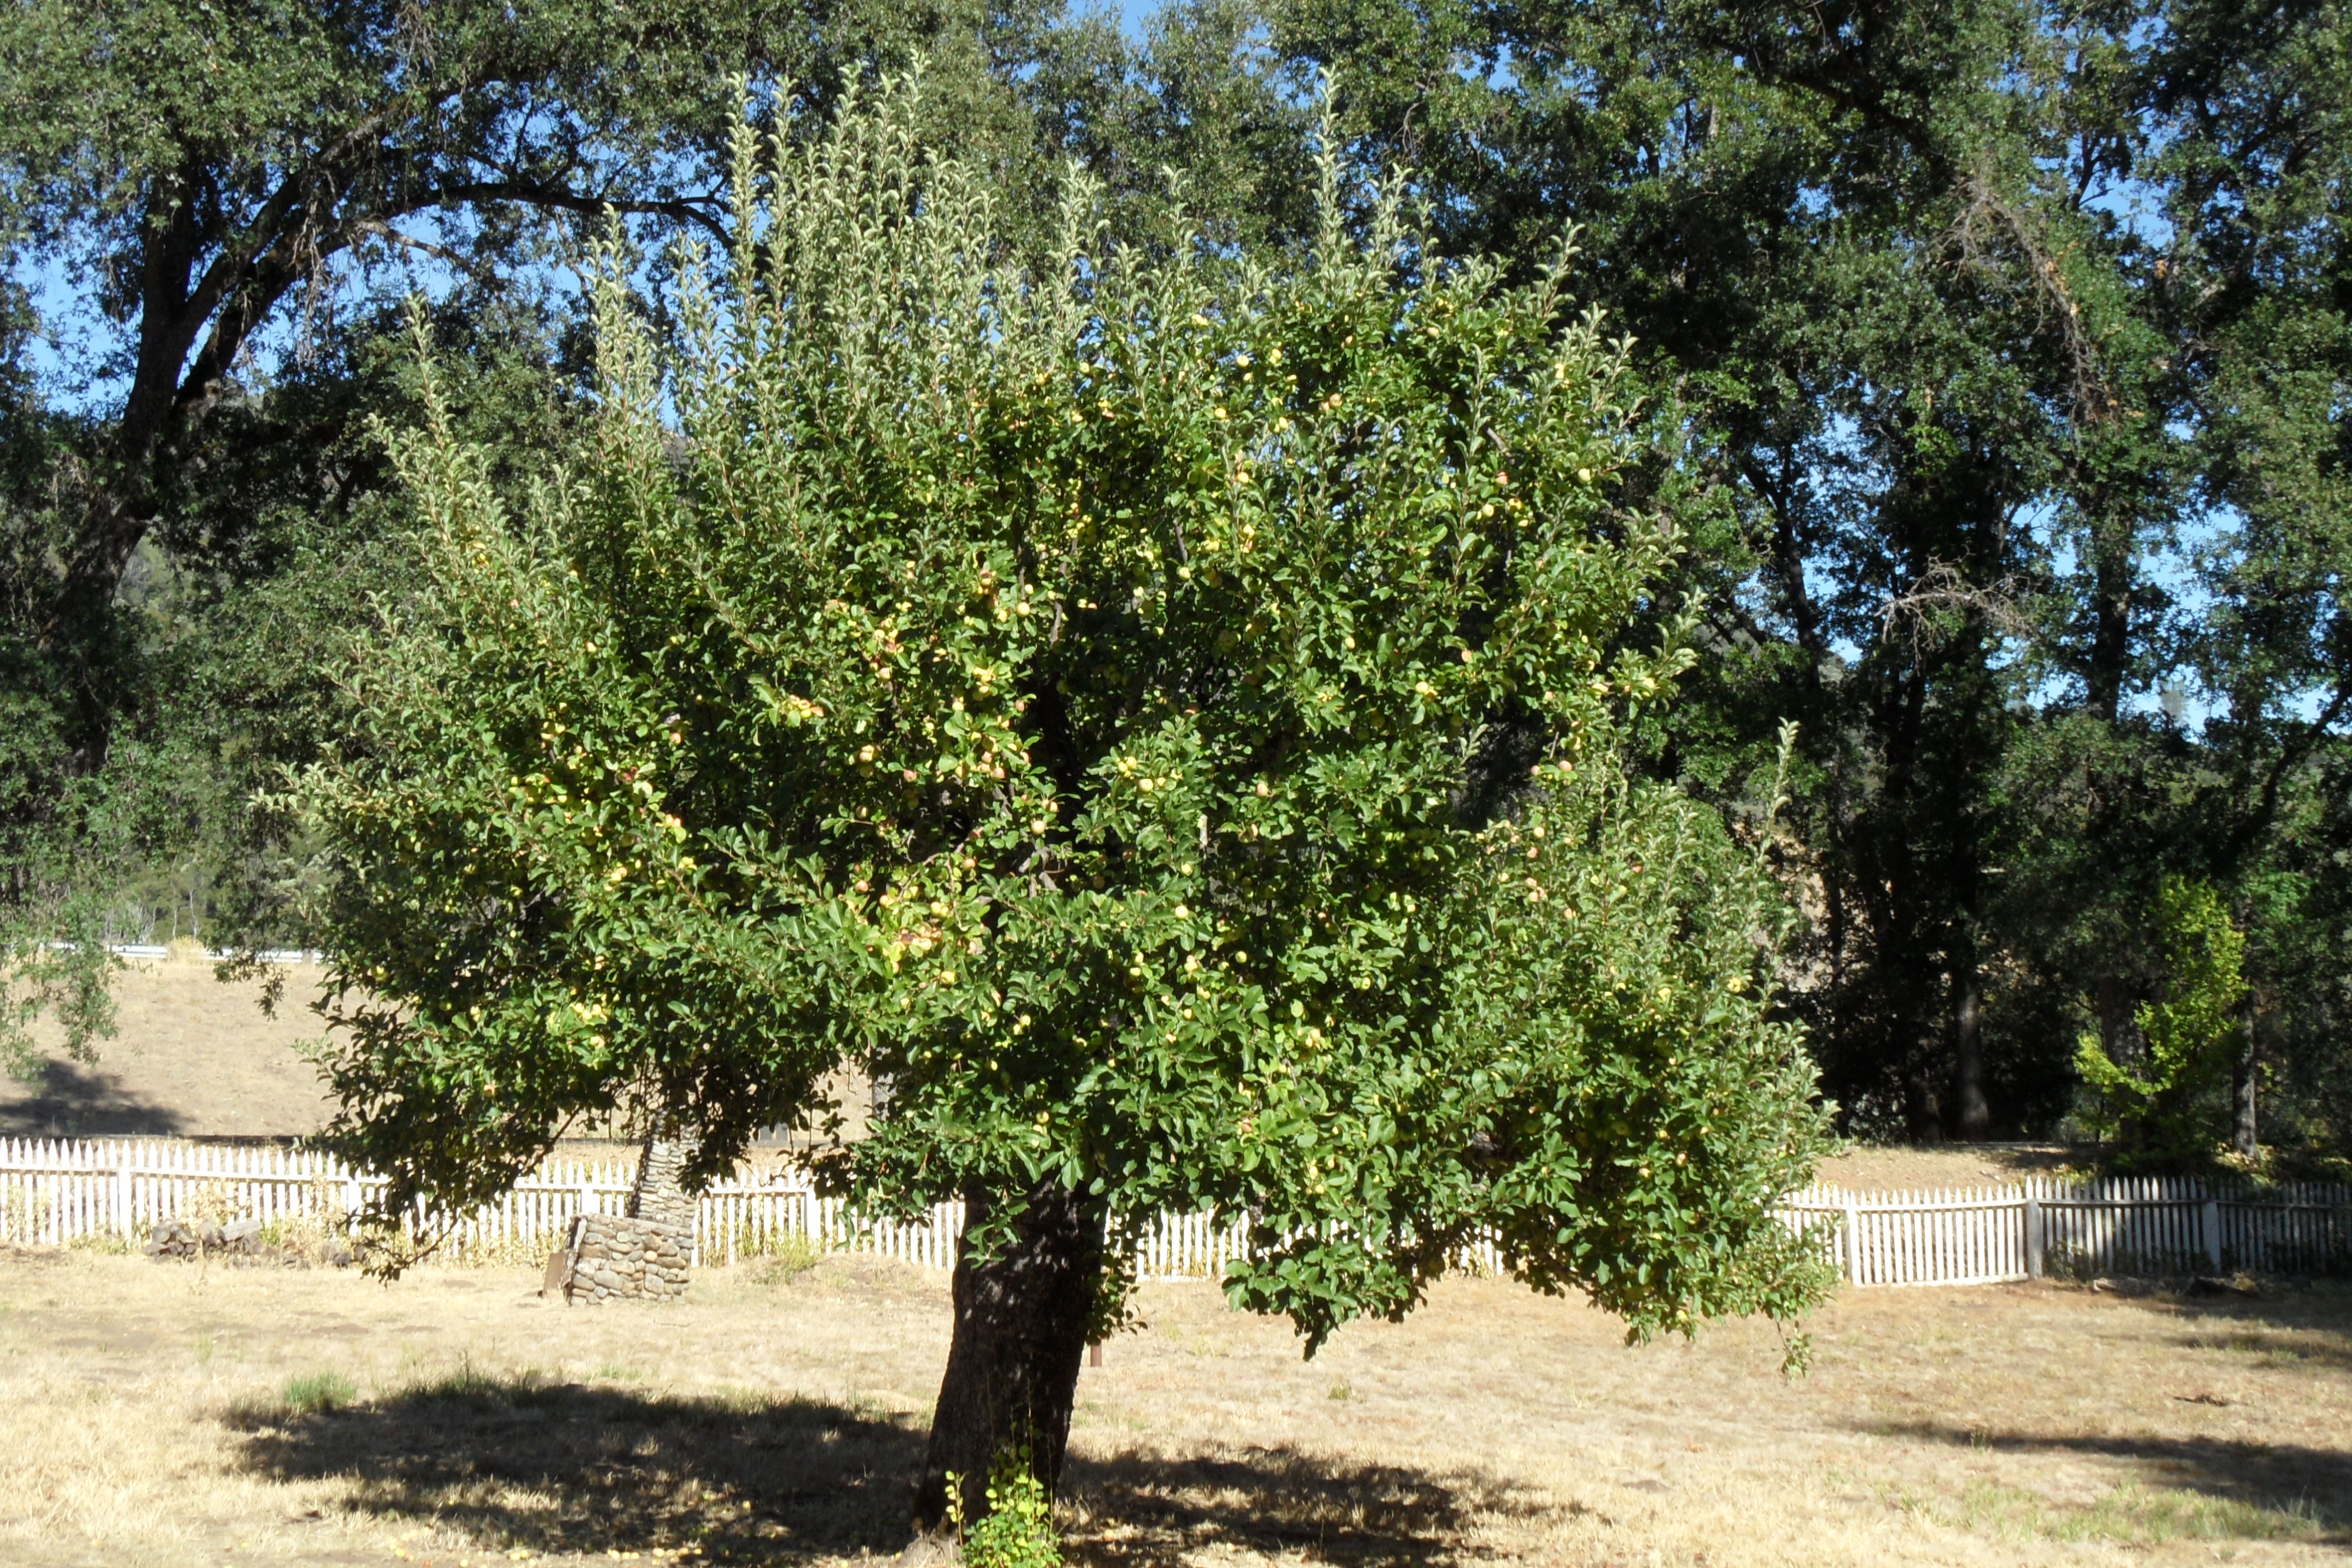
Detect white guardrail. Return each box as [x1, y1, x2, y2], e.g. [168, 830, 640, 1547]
[0, 1138, 2343, 1284]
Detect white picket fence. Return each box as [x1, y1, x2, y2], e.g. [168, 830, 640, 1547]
[1, 1138, 2342, 1287]
[1780, 1175, 2352, 1286]
[0, 1137, 1265, 1279]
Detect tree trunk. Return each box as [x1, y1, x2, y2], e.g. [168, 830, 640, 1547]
[1952, 957, 1990, 1141]
[2233, 1000, 2259, 1162]
[2083, 507, 2135, 726]
[2094, 972, 2142, 1068]
[1904, 1067, 1943, 1145]
[911, 1180, 1105, 1536]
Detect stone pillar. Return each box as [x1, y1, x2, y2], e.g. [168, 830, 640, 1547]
[628, 1134, 697, 1230]
[542, 1131, 697, 1305]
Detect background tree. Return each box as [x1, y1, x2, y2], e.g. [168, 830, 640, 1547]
[0, 0, 1119, 1061]
[296, 86, 1831, 1528]
[8, 0, 2343, 1167]
[1269, 0, 2352, 1159]
[2073, 876, 2248, 1164]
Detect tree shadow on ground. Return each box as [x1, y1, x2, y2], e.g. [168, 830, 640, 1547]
[1063, 1447, 1543, 1566]
[0, 1058, 188, 1137]
[2142, 1279, 2352, 1374]
[230, 1374, 920, 1564]
[1884, 1422, 2352, 1540]
[228, 1373, 1534, 1566]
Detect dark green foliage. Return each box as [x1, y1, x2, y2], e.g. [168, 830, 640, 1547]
[297, 85, 1829, 1387]
[1276, 0, 2352, 1158]
[4, 0, 2346, 1170]
[2074, 878, 2247, 1165]
[0, 0, 1132, 1061]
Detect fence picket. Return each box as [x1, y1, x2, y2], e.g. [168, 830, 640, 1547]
[2, 1137, 2346, 1285]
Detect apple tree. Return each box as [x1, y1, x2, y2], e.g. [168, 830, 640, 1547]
[295, 81, 1831, 1531]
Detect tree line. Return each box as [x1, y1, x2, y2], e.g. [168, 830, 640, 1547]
[2, 0, 2346, 1162]
[5, 0, 2346, 1534]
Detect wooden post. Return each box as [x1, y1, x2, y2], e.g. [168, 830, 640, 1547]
[1842, 1203, 1863, 1285]
[114, 1154, 132, 1242]
[2201, 1198, 2223, 1273]
[2023, 1197, 2043, 1280]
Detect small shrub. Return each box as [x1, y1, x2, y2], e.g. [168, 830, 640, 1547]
[282, 1371, 357, 1413]
[751, 1232, 826, 1285]
[949, 1452, 1062, 1568]
[257, 1216, 322, 1252]
[2075, 878, 2247, 1168]
[181, 1182, 241, 1227]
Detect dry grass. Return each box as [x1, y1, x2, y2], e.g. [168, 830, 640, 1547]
[0, 957, 869, 1150]
[1814, 1144, 2085, 1191]
[1, 956, 337, 1139]
[0, 963, 2084, 1189]
[1, 1246, 2347, 1568]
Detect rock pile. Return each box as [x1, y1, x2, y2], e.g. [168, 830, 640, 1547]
[143, 1216, 354, 1267]
[542, 1213, 691, 1303]
[145, 1216, 263, 1257]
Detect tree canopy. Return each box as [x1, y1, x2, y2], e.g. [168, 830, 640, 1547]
[5, 0, 2345, 1249]
[1277, 0, 2352, 1158]
[296, 83, 1831, 1521]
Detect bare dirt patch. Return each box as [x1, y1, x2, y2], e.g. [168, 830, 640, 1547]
[0, 957, 337, 1138]
[1816, 1142, 2088, 1191]
[1, 1247, 2346, 1567]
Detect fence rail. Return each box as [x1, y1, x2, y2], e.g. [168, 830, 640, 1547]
[2, 1139, 2344, 1286]
[0, 1136, 1252, 1278]
[1781, 1174, 2352, 1286]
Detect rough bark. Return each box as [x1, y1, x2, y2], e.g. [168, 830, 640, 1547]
[1904, 1068, 1943, 1145]
[2094, 972, 2142, 1070]
[2083, 508, 2135, 726]
[2233, 1001, 2260, 1161]
[910, 1180, 1105, 1536]
[1952, 955, 1990, 1141]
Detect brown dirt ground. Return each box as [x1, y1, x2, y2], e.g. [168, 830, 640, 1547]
[0, 956, 339, 1139]
[1814, 1144, 2090, 1193]
[0, 1246, 2345, 1568]
[8, 964, 2096, 1192]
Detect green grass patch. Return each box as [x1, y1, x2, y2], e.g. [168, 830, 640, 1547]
[1936, 1479, 2325, 1545]
[746, 1231, 827, 1284]
[281, 1371, 357, 1415]
[66, 1230, 132, 1256]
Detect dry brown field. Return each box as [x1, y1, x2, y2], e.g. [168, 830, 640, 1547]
[0, 956, 339, 1139]
[0, 958, 869, 1150]
[1, 1243, 2346, 1568]
[8, 958, 2345, 1564]
[2, 960, 2085, 1191]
